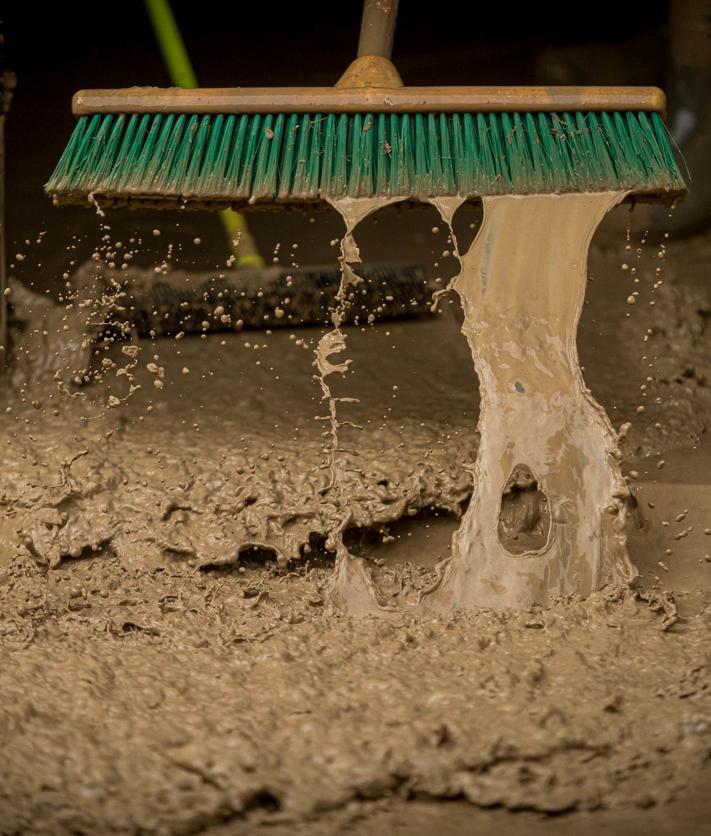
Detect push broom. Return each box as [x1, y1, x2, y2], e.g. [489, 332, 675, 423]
[51, 0, 430, 338]
[46, 0, 686, 610]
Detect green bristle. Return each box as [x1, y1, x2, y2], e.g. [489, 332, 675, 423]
[460, 114, 477, 193]
[307, 115, 324, 197]
[277, 114, 298, 199]
[334, 115, 350, 196]
[224, 115, 249, 195]
[46, 109, 685, 207]
[438, 115, 453, 194]
[291, 114, 310, 196]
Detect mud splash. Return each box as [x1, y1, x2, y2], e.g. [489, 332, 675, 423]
[2, 205, 711, 833]
[318, 197, 405, 614]
[427, 193, 638, 611]
[0, 398, 472, 577]
[1, 194, 681, 614]
[312, 193, 638, 613]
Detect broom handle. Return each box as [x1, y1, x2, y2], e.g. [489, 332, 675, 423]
[357, 0, 399, 59]
[144, 0, 263, 268]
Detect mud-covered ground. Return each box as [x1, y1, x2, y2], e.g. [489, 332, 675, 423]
[1, 206, 711, 834]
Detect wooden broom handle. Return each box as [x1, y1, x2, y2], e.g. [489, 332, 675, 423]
[357, 0, 399, 59]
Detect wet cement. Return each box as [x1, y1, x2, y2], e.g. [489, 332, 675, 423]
[1, 206, 711, 832]
[426, 193, 635, 611]
[1, 566, 709, 833]
[304, 193, 639, 614]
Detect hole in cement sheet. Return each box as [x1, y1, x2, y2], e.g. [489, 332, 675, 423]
[498, 464, 551, 555]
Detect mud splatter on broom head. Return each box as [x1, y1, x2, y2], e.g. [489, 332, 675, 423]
[46, 0, 686, 210]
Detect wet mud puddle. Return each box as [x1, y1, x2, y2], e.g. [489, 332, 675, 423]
[2, 197, 711, 833]
[319, 192, 636, 614]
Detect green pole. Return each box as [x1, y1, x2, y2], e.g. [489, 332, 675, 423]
[145, 0, 198, 88]
[144, 0, 263, 268]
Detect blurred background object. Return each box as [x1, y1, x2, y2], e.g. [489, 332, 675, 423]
[666, 0, 711, 232]
[0, 26, 16, 367]
[536, 0, 710, 234]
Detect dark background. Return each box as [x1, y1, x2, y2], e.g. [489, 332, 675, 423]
[2, 1, 671, 289]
